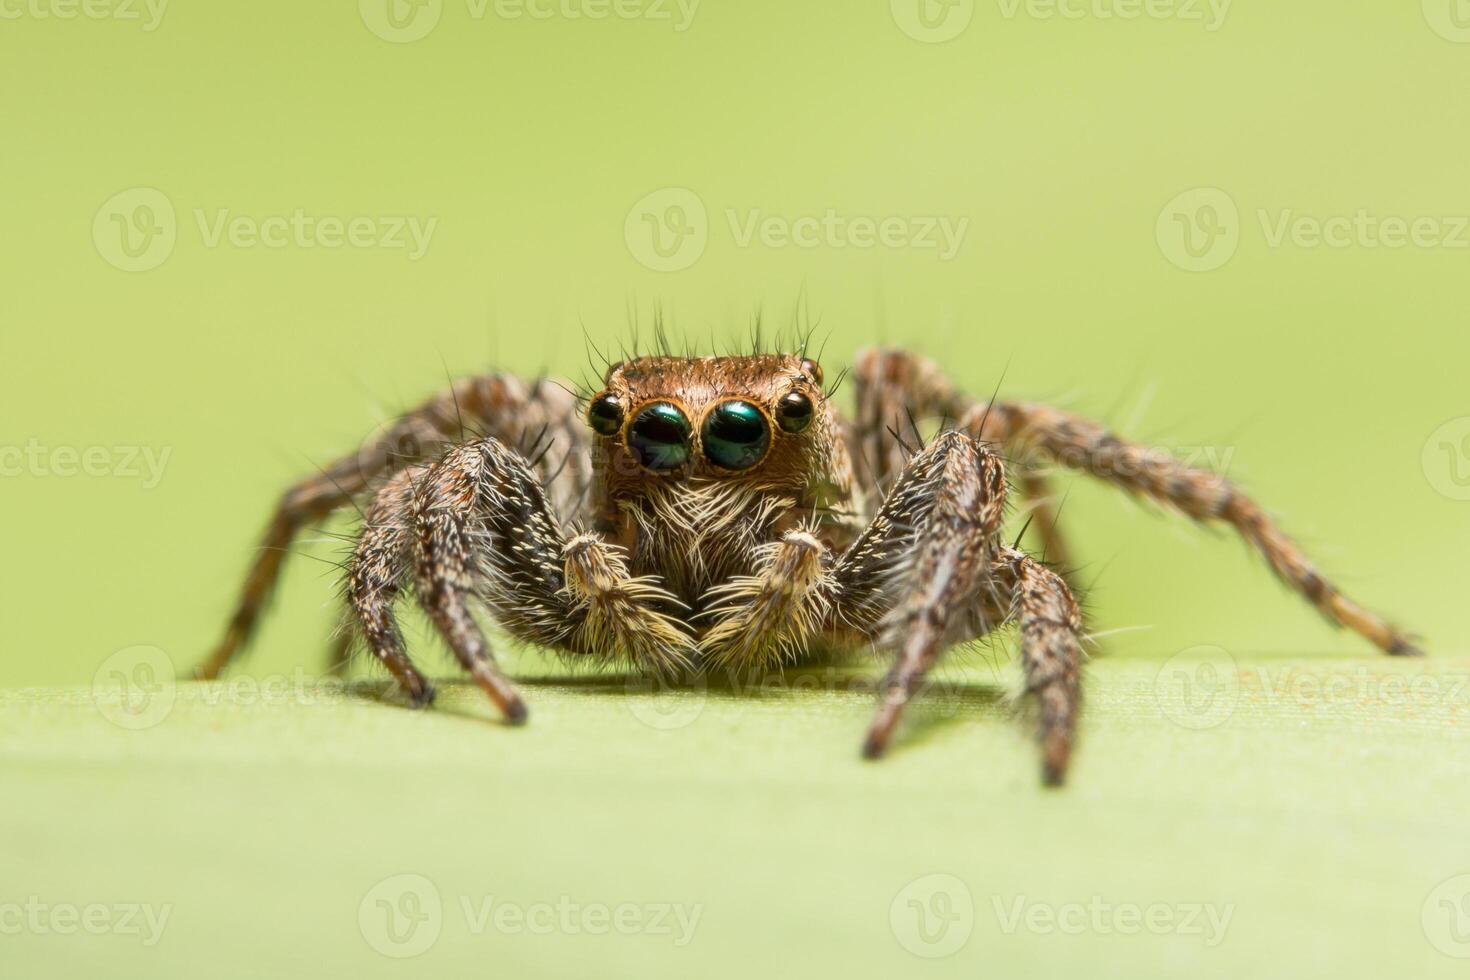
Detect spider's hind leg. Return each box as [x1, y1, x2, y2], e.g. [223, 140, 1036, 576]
[202, 373, 588, 680]
[847, 346, 1419, 658]
[973, 400, 1422, 657]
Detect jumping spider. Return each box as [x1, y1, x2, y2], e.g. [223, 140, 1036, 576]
[199, 347, 1419, 784]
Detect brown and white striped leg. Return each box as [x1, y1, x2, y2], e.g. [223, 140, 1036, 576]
[408, 441, 557, 724]
[201, 373, 587, 679]
[967, 401, 1421, 657]
[346, 468, 435, 706]
[996, 546, 1084, 786]
[347, 436, 697, 714]
[847, 347, 1418, 657]
[829, 431, 1009, 760]
[849, 347, 961, 495]
[200, 464, 374, 680]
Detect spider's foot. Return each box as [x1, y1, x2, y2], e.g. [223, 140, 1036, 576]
[195, 638, 238, 681]
[465, 662, 529, 726]
[860, 726, 893, 761]
[1387, 636, 1426, 657]
[501, 694, 529, 726]
[396, 677, 436, 710]
[1040, 731, 1076, 787]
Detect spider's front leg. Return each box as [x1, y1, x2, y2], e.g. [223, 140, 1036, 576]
[850, 347, 1078, 576]
[832, 431, 1085, 784]
[347, 438, 694, 717]
[201, 374, 587, 680]
[852, 347, 1420, 657]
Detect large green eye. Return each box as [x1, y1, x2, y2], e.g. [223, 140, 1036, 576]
[702, 400, 770, 470]
[628, 402, 691, 471]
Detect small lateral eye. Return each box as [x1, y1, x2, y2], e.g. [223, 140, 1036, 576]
[800, 358, 823, 386]
[777, 391, 814, 433]
[587, 394, 625, 436]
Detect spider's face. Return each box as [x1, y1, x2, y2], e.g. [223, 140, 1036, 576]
[585, 354, 833, 494]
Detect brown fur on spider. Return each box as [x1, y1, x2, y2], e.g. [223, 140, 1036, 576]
[199, 346, 1420, 786]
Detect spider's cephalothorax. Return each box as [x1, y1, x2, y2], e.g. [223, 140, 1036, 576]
[586, 354, 860, 610]
[199, 347, 1421, 785]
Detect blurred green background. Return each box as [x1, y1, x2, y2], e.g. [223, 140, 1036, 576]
[3, 1, 1469, 978]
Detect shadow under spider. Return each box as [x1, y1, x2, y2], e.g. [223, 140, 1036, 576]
[334, 650, 1014, 749]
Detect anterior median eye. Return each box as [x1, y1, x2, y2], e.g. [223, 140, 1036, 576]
[702, 400, 770, 470]
[628, 402, 691, 471]
[776, 391, 813, 433]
